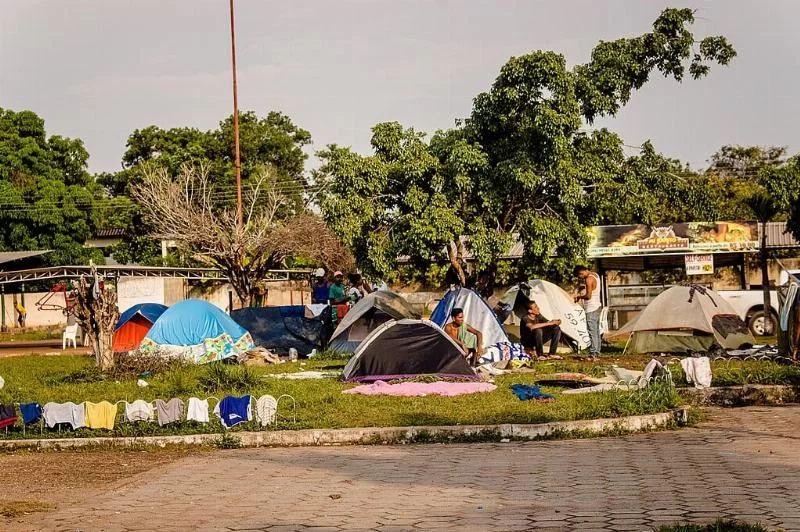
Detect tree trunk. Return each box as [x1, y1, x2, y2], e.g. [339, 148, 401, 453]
[448, 240, 467, 286]
[760, 221, 773, 335]
[95, 329, 115, 370]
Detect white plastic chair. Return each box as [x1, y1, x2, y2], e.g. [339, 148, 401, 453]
[63, 325, 78, 349]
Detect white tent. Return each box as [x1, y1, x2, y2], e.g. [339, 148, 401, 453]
[430, 287, 509, 347]
[496, 280, 590, 351]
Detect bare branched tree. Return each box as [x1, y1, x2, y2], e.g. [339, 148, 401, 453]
[69, 266, 120, 370]
[132, 163, 353, 307]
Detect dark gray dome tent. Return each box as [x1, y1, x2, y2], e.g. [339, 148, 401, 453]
[329, 291, 419, 353]
[342, 319, 476, 382]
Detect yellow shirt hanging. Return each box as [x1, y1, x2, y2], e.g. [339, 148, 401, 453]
[84, 401, 117, 430]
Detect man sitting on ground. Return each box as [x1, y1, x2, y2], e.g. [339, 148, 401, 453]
[520, 301, 563, 360]
[444, 308, 483, 366]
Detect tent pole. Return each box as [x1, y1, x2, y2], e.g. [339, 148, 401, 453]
[739, 253, 748, 290]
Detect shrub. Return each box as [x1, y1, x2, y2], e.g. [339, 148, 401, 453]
[199, 363, 260, 393]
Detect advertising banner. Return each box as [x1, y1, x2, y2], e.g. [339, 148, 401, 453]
[587, 222, 758, 258]
[685, 254, 714, 275]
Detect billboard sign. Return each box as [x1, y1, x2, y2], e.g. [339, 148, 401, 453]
[587, 222, 758, 258]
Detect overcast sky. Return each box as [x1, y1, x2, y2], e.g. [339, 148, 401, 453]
[1, 0, 798, 174]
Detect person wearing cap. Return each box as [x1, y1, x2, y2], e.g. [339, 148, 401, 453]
[312, 268, 329, 304]
[328, 271, 348, 305]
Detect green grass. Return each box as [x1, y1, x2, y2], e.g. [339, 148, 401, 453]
[0, 353, 681, 440]
[0, 326, 62, 343]
[657, 520, 769, 532]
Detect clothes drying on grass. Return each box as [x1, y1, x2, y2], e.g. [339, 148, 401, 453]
[266, 370, 341, 380]
[510, 384, 555, 402]
[84, 401, 117, 430]
[0, 404, 17, 429]
[154, 398, 184, 426]
[214, 395, 252, 428]
[478, 342, 530, 365]
[561, 359, 667, 395]
[43, 402, 85, 429]
[125, 400, 154, 422]
[680, 357, 712, 389]
[19, 403, 42, 425]
[343, 380, 497, 397]
[187, 398, 210, 423]
[255, 395, 278, 426]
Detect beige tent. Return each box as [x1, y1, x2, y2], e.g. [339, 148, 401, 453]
[607, 285, 754, 353]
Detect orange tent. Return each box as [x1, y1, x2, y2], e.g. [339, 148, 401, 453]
[113, 303, 167, 353]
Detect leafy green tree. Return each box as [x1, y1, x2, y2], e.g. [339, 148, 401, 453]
[0, 107, 103, 265]
[321, 8, 735, 285]
[101, 111, 312, 264]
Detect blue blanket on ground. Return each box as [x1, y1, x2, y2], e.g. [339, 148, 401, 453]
[510, 384, 555, 402]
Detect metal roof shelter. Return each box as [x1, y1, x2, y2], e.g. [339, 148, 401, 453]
[587, 221, 762, 304]
[0, 250, 51, 265]
[0, 265, 312, 286]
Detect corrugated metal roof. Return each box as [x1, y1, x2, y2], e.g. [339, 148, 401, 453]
[764, 221, 799, 249]
[0, 250, 51, 265]
[94, 228, 126, 238]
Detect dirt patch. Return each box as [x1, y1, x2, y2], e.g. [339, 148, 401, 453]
[0, 501, 54, 518]
[0, 447, 202, 507]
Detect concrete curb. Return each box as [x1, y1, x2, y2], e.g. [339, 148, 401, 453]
[0, 408, 686, 451]
[678, 384, 800, 406]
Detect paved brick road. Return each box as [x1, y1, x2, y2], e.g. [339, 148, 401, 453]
[12, 406, 800, 531]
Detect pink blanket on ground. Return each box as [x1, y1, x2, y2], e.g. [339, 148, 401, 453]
[342, 380, 497, 397]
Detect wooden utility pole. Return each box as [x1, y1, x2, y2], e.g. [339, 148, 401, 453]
[229, 0, 243, 234]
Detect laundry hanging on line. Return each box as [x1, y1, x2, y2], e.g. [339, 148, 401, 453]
[214, 395, 252, 428]
[19, 403, 42, 425]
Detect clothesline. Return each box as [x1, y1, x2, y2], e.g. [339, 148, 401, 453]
[0, 393, 296, 436]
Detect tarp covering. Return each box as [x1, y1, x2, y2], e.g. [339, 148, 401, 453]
[430, 287, 509, 347]
[232, 305, 332, 356]
[495, 280, 590, 351]
[778, 280, 799, 356]
[342, 319, 477, 382]
[330, 291, 419, 353]
[113, 303, 167, 353]
[141, 299, 254, 363]
[607, 285, 755, 353]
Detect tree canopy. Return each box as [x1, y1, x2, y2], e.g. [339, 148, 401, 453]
[319, 8, 737, 285]
[0, 107, 104, 265]
[98, 111, 314, 264]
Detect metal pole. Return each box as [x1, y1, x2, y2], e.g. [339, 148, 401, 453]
[229, 0, 243, 234]
[0, 285, 5, 332]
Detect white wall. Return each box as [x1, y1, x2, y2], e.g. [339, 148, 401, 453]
[0, 292, 68, 329]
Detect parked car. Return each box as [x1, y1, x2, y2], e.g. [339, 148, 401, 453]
[717, 289, 779, 337]
[718, 270, 799, 336]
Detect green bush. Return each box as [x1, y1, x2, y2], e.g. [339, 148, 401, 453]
[198, 363, 260, 393]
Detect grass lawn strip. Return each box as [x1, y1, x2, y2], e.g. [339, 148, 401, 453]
[0, 347, 795, 440]
[0, 353, 680, 439]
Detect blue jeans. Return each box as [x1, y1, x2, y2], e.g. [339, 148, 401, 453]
[585, 308, 601, 356]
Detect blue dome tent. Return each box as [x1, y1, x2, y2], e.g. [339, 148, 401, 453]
[430, 287, 509, 347]
[140, 299, 254, 363]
